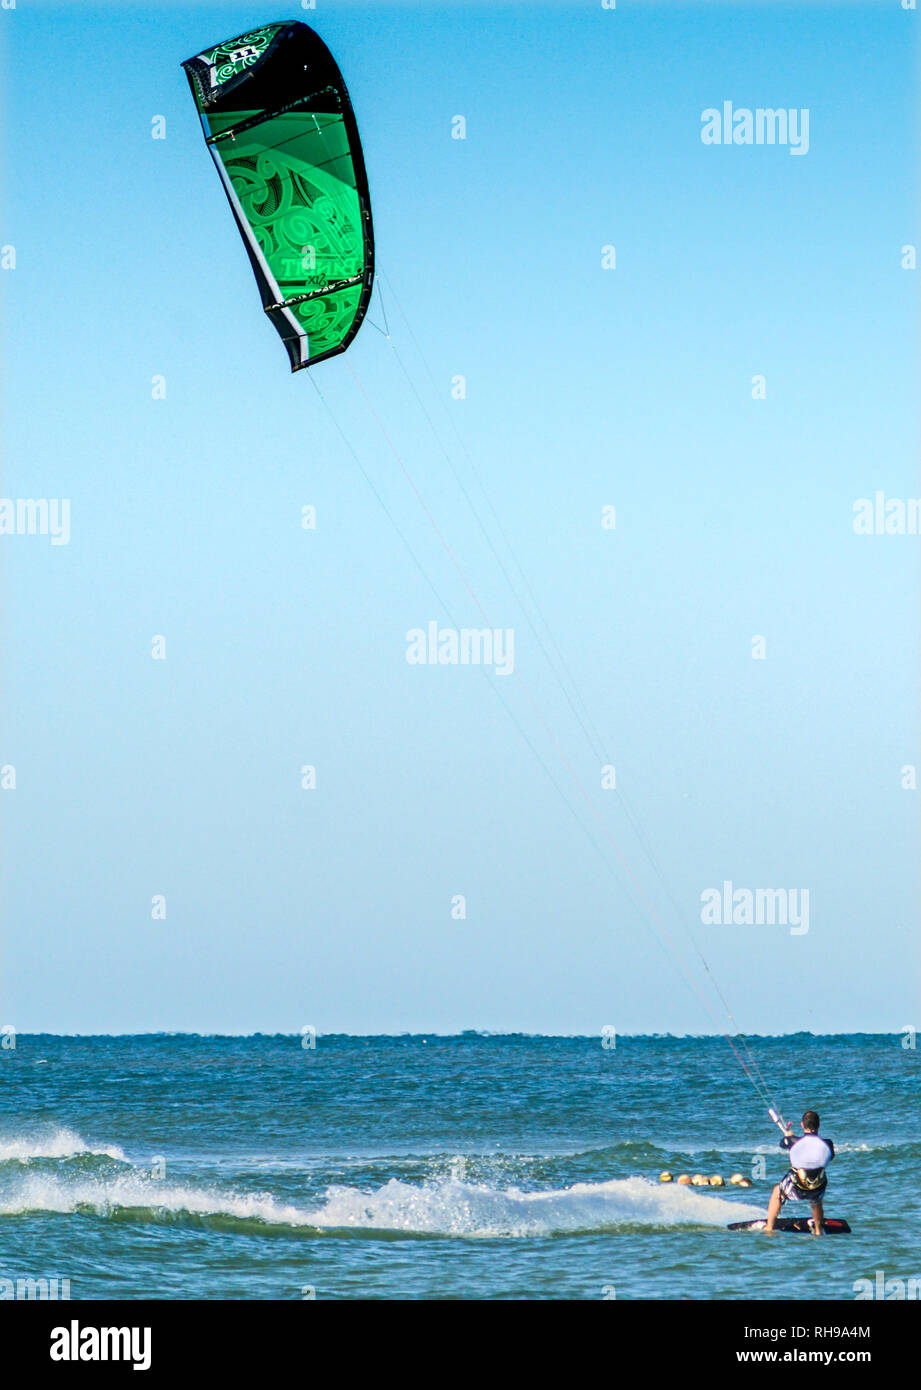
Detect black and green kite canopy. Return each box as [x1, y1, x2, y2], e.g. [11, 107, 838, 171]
[182, 20, 374, 371]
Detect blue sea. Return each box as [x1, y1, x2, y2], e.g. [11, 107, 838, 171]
[0, 1034, 917, 1301]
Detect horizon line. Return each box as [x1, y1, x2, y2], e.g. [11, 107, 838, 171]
[2, 1028, 901, 1041]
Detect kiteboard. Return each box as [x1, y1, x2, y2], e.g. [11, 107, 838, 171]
[728, 1217, 851, 1234]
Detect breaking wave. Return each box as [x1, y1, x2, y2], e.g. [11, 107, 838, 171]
[0, 1145, 762, 1237]
[0, 1127, 126, 1164]
[299, 1174, 763, 1236]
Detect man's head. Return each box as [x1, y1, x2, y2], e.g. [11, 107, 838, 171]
[802, 1111, 820, 1133]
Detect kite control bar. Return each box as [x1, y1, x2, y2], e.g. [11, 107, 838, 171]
[769, 1107, 791, 1135]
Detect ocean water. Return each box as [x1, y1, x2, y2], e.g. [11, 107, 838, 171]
[0, 1033, 917, 1301]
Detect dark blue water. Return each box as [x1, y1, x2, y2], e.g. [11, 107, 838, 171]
[0, 1034, 917, 1299]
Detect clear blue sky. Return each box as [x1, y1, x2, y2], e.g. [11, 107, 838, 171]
[1, 1, 918, 1035]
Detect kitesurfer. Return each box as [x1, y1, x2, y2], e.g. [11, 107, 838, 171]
[763, 1110, 834, 1235]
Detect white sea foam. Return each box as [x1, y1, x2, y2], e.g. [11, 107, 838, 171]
[0, 1169, 306, 1224]
[0, 1165, 762, 1236]
[0, 1127, 126, 1163]
[303, 1174, 763, 1236]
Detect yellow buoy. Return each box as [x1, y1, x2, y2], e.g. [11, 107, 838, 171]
[658, 1171, 673, 1183]
[691, 1174, 707, 1186]
[709, 1175, 724, 1187]
[737, 1178, 752, 1188]
[676, 1174, 692, 1185]
[729, 1173, 745, 1186]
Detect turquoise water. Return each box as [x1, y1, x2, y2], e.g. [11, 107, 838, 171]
[0, 1034, 917, 1300]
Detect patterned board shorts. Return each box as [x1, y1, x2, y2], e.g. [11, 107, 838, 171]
[779, 1169, 827, 1205]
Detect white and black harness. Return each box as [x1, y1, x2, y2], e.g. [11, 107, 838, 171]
[778, 1132, 834, 1204]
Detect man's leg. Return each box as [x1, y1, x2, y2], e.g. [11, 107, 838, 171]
[809, 1199, 824, 1235]
[764, 1183, 782, 1232]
